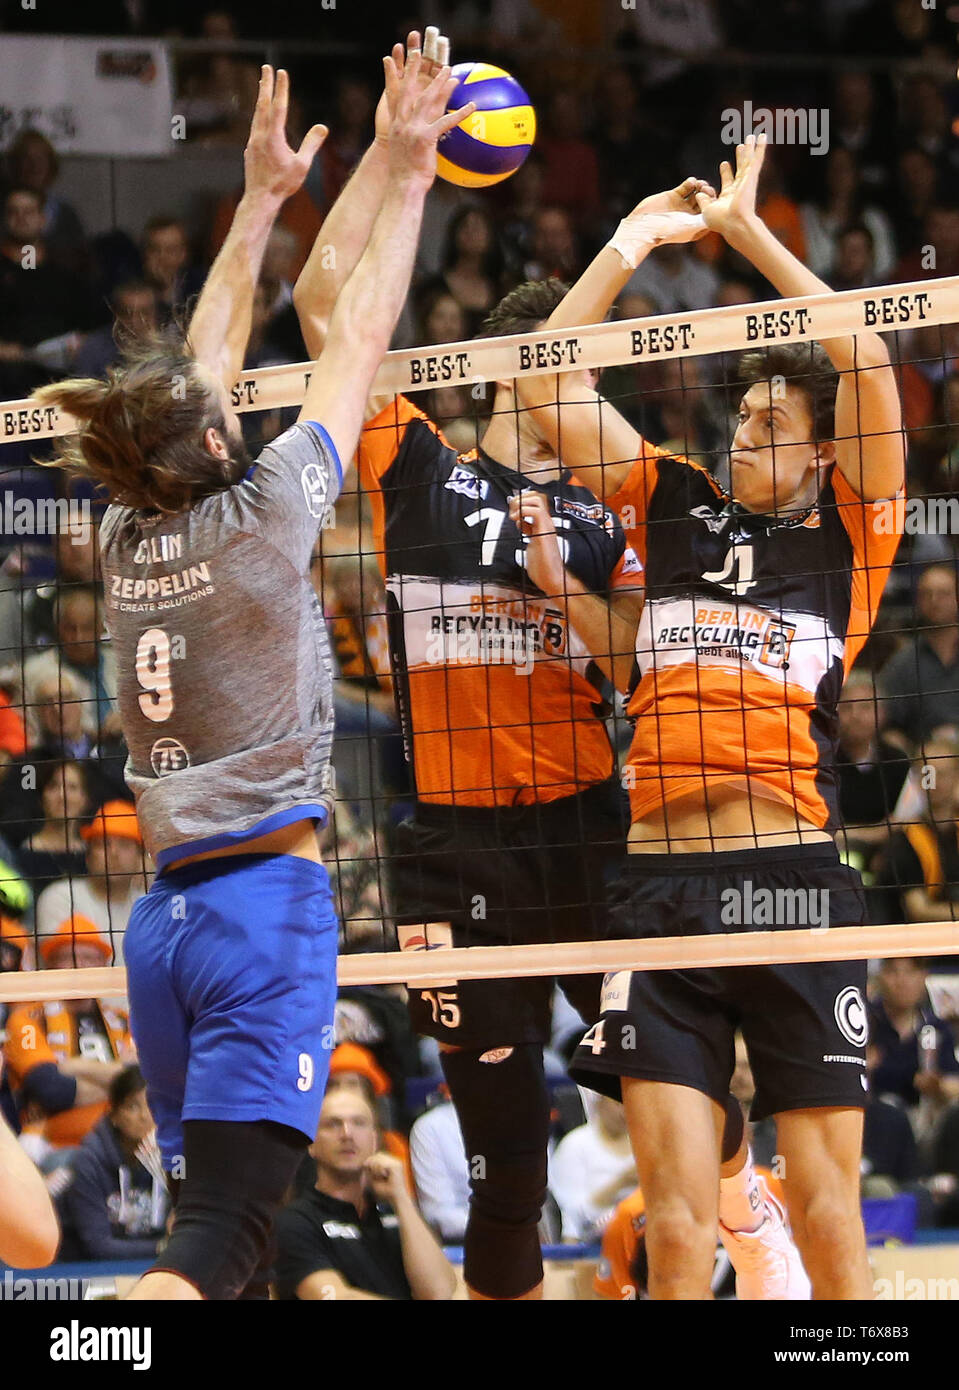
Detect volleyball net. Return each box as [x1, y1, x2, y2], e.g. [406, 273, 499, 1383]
[3, 277, 959, 1009]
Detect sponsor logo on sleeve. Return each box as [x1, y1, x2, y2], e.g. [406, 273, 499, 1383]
[301, 462, 330, 517]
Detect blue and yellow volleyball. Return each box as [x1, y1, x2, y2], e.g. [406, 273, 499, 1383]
[437, 63, 536, 189]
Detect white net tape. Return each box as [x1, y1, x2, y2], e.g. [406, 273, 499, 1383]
[2, 276, 957, 443]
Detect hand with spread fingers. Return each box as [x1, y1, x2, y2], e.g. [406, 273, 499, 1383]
[243, 65, 328, 204]
[694, 132, 767, 244]
[384, 45, 476, 189]
[375, 26, 452, 146]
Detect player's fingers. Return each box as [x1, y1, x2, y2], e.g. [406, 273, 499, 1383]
[250, 65, 272, 132]
[718, 160, 734, 193]
[437, 34, 451, 65]
[297, 123, 328, 162]
[751, 132, 768, 173]
[415, 63, 454, 117]
[399, 49, 423, 112]
[273, 68, 290, 127]
[423, 25, 440, 64]
[433, 96, 474, 138]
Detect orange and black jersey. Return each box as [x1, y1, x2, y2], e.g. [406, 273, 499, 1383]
[358, 396, 642, 806]
[612, 444, 902, 830]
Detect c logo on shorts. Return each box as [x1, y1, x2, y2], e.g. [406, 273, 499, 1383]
[833, 986, 868, 1048]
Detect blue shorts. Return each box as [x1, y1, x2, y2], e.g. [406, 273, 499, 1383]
[124, 853, 338, 1170]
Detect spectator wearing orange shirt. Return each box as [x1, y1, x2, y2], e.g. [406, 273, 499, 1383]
[4, 918, 134, 1163]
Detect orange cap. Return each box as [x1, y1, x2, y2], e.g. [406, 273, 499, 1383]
[0, 914, 28, 958]
[328, 1042, 391, 1096]
[39, 914, 113, 964]
[81, 800, 142, 846]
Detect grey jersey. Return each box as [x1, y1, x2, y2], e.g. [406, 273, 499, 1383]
[99, 420, 341, 868]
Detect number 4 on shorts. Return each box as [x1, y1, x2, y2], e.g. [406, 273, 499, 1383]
[581, 1020, 606, 1055]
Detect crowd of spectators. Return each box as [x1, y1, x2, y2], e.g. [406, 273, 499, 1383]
[0, 0, 959, 1284]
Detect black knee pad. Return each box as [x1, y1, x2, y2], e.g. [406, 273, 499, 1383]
[441, 1044, 550, 1299]
[153, 1119, 305, 1301]
[721, 1093, 745, 1164]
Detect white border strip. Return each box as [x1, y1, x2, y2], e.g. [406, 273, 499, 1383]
[3, 277, 957, 445]
[2, 921, 957, 1001]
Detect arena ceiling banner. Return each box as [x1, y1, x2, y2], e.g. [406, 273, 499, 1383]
[0, 37, 173, 156]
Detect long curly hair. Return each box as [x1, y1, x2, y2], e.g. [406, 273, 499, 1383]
[34, 324, 238, 513]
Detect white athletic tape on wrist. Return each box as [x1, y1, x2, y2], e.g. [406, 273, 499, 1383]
[4, 276, 958, 442]
[608, 210, 707, 269]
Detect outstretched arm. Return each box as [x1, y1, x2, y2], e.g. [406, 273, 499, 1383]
[292, 27, 451, 414]
[188, 66, 327, 391]
[696, 134, 905, 502]
[514, 183, 712, 499]
[296, 52, 473, 466]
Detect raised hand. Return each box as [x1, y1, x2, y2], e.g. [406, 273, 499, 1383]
[608, 175, 716, 269]
[243, 66, 328, 204]
[628, 176, 715, 243]
[375, 26, 451, 146]
[695, 132, 767, 241]
[385, 50, 475, 189]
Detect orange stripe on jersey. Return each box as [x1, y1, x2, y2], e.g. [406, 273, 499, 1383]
[407, 662, 614, 805]
[832, 469, 902, 675]
[359, 395, 451, 485]
[359, 395, 453, 580]
[611, 441, 722, 564]
[624, 665, 831, 826]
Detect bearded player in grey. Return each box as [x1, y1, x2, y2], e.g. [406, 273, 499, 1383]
[37, 34, 472, 1301]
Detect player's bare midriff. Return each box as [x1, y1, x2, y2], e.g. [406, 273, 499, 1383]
[628, 779, 833, 854]
[164, 817, 323, 873]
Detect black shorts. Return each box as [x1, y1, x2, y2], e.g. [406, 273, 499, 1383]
[389, 780, 628, 1048]
[568, 844, 869, 1121]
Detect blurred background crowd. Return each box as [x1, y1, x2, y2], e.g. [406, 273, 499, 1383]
[1, 0, 959, 1286]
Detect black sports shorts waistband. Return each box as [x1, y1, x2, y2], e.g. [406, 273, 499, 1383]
[621, 842, 842, 876]
[411, 780, 622, 830]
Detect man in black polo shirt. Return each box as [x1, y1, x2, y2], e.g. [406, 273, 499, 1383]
[273, 1087, 456, 1301]
[868, 959, 959, 1115]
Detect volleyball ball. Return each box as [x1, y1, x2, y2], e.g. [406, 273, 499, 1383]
[437, 63, 536, 189]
